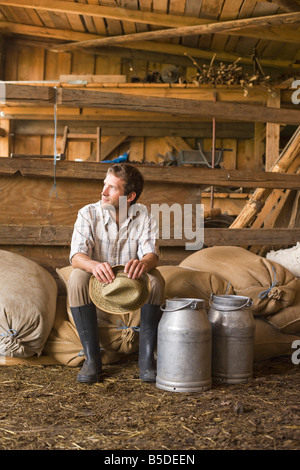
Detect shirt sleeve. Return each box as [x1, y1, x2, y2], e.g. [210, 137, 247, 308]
[69, 208, 95, 262]
[137, 211, 159, 260]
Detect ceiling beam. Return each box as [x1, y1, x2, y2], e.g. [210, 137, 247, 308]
[50, 11, 300, 50]
[255, 0, 300, 12]
[57, 88, 300, 125]
[0, 22, 297, 70]
[0, 0, 212, 28]
[0, 0, 299, 45]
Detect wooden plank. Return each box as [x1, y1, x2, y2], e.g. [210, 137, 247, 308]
[256, 0, 300, 12]
[266, 91, 281, 171]
[254, 122, 265, 171]
[1, 22, 296, 69]
[165, 136, 192, 152]
[58, 88, 300, 125]
[129, 137, 145, 163]
[54, 11, 300, 49]
[231, 126, 300, 228]
[11, 120, 255, 139]
[222, 138, 237, 170]
[0, 173, 199, 226]
[0, 0, 213, 27]
[1, 157, 300, 189]
[0, 224, 299, 247]
[0, 119, 11, 157]
[16, 44, 45, 81]
[4, 83, 55, 105]
[100, 135, 128, 160]
[59, 74, 127, 83]
[1, 0, 299, 45]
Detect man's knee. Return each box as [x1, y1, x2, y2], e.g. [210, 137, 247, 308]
[68, 268, 92, 307]
[147, 268, 165, 306]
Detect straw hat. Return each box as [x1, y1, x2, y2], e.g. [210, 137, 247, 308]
[89, 265, 150, 314]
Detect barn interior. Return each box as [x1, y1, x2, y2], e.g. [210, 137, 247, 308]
[0, 0, 300, 452]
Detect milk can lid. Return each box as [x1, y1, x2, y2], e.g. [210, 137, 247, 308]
[161, 297, 204, 312]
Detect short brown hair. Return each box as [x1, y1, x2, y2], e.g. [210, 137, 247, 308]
[106, 163, 144, 204]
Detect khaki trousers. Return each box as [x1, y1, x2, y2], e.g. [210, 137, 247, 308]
[68, 267, 165, 308]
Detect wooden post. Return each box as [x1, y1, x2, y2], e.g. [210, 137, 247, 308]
[96, 127, 101, 162]
[254, 122, 265, 171]
[266, 91, 281, 171]
[0, 35, 4, 81]
[0, 120, 11, 157]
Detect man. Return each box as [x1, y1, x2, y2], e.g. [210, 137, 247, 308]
[68, 163, 165, 384]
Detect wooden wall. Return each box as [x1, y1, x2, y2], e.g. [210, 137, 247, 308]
[0, 39, 299, 290]
[3, 39, 291, 175]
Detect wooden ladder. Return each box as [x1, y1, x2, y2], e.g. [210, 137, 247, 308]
[61, 126, 101, 161]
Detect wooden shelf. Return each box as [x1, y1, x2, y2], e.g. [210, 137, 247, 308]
[1, 157, 300, 190]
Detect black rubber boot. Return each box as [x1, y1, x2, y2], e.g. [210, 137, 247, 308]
[71, 303, 102, 384]
[139, 304, 162, 382]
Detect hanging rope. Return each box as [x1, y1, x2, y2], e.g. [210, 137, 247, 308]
[49, 86, 58, 198]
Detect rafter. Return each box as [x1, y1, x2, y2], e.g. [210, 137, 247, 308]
[0, 0, 299, 45]
[50, 11, 300, 50]
[255, 0, 300, 12]
[0, 21, 297, 69]
[0, 0, 212, 28]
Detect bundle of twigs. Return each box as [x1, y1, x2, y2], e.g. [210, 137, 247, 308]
[183, 52, 273, 96]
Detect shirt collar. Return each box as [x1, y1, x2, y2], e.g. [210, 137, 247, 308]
[100, 201, 144, 226]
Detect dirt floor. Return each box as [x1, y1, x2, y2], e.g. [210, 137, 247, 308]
[0, 354, 299, 453]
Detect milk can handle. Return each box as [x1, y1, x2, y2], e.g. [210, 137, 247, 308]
[161, 299, 199, 312]
[209, 294, 253, 311]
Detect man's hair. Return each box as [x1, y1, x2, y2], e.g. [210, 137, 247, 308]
[106, 163, 144, 204]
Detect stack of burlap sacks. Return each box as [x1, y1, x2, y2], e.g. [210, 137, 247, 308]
[1, 246, 300, 365]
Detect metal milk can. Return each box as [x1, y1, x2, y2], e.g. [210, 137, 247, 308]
[156, 298, 212, 393]
[208, 294, 256, 384]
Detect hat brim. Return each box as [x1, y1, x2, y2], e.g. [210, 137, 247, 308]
[89, 265, 150, 314]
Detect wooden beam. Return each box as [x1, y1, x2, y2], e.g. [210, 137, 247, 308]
[0, 23, 297, 70]
[266, 92, 281, 171]
[52, 12, 300, 50]
[0, 224, 299, 247]
[0, 0, 212, 28]
[202, 228, 300, 247]
[256, 0, 300, 12]
[98, 135, 128, 160]
[57, 88, 300, 125]
[0, 120, 10, 157]
[0, 1, 297, 47]
[1, 157, 300, 189]
[1, 0, 299, 43]
[12, 120, 255, 139]
[4, 83, 55, 105]
[231, 126, 300, 228]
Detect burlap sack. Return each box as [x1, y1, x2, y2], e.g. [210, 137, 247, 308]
[266, 286, 300, 334]
[43, 296, 124, 366]
[45, 266, 141, 366]
[157, 265, 234, 310]
[266, 243, 300, 278]
[180, 246, 299, 315]
[43, 296, 84, 367]
[254, 317, 300, 361]
[0, 250, 57, 357]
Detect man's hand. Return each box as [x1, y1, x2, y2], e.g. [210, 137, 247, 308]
[71, 253, 115, 283]
[124, 259, 147, 280]
[124, 253, 158, 279]
[91, 261, 115, 283]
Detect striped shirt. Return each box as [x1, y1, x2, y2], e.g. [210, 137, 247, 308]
[70, 201, 159, 266]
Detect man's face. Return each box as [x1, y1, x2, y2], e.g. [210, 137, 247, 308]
[101, 172, 126, 210]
